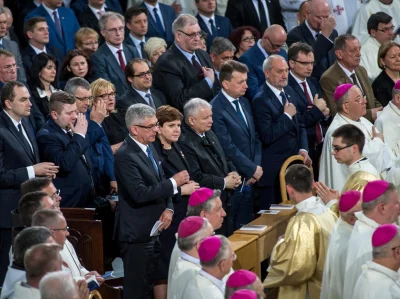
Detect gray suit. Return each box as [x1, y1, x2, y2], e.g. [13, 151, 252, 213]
[2, 38, 27, 84]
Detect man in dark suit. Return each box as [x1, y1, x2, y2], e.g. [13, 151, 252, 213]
[287, 0, 338, 80]
[16, 0, 41, 48]
[124, 7, 149, 59]
[252, 55, 310, 208]
[225, 0, 285, 33]
[0, 81, 58, 284]
[77, 0, 111, 38]
[36, 91, 95, 208]
[195, 0, 233, 49]
[211, 61, 262, 230]
[287, 42, 330, 179]
[140, 0, 176, 46]
[114, 103, 189, 299]
[71, 0, 123, 15]
[91, 12, 140, 96]
[239, 24, 288, 101]
[153, 14, 219, 111]
[179, 98, 241, 235]
[25, 0, 81, 58]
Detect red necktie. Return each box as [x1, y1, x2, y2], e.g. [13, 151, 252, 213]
[301, 81, 323, 144]
[117, 49, 126, 71]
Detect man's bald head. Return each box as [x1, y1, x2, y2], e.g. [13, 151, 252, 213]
[307, 0, 331, 32]
[260, 25, 287, 55]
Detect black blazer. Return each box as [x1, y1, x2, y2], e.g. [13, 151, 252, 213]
[114, 136, 174, 243]
[116, 87, 166, 112]
[30, 87, 51, 119]
[287, 22, 338, 80]
[77, 7, 111, 43]
[0, 111, 40, 228]
[153, 44, 220, 111]
[102, 111, 128, 145]
[372, 70, 394, 107]
[225, 0, 285, 33]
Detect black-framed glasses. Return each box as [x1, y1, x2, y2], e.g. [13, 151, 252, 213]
[392, 245, 400, 251]
[51, 189, 61, 200]
[293, 60, 316, 67]
[75, 96, 93, 102]
[242, 36, 256, 43]
[52, 226, 69, 232]
[332, 144, 354, 152]
[377, 26, 395, 33]
[178, 30, 202, 39]
[97, 92, 116, 99]
[265, 35, 286, 50]
[134, 122, 159, 130]
[132, 70, 152, 78]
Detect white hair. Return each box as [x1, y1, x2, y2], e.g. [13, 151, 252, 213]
[39, 271, 77, 299]
[125, 103, 156, 130]
[183, 98, 212, 123]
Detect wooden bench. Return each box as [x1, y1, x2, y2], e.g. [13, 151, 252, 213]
[229, 234, 259, 274]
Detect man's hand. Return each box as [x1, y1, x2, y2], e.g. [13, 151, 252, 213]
[109, 200, 117, 212]
[320, 14, 336, 38]
[323, 107, 330, 117]
[33, 162, 59, 177]
[110, 181, 118, 194]
[171, 0, 182, 14]
[181, 181, 200, 196]
[371, 107, 383, 122]
[70, 113, 88, 136]
[284, 101, 297, 117]
[314, 95, 327, 112]
[224, 175, 237, 189]
[90, 100, 107, 124]
[158, 209, 173, 230]
[372, 126, 384, 142]
[245, 178, 256, 185]
[253, 166, 263, 181]
[299, 150, 312, 167]
[76, 279, 89, 299]
[203, 67, 215, 83]
[84, 271, 105, 285]
[314, 181, 339, 204]
[172, 170, 190, 186]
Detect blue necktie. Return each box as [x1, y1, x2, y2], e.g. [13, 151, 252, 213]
[153, 7, 166, 38]
[209, 19, 217, 36]
[279, 91, 286, 105]
[140, 41, 146, 59]
[232, 100, 247, 128]
[146, 146, 160, 177]
[315, 33, 329, 66]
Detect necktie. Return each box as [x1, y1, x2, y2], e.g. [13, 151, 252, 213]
[315, 33, 329, 66]
[153, 7, 166, 37]
[97, 11, 102, 19]
[52, 10, 63, 38]
[232, 100, 247, 128]
[279, 91, 286, 105]
[140, 41, 146, 59]
[145, 93, 156, 109]
[66, 131, 73, 139]
[191, 55, 204, 79]
[209, 19, 217, 36]
[0, 42, 4, 50]
[116, 49, 126, 71]
[17, 124, 33, 155]
[300, 82, 323, 144]
[146, 146, 160, 177]
[257, 0, 268, 31]
[350, 73, 364, 96]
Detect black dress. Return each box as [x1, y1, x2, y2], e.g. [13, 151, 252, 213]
[102, 111, 128, 145]
[372, 70, 395, 107]
[153, 137, 191, 281]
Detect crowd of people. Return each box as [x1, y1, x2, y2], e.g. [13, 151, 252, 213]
[1, 0, 400, 298]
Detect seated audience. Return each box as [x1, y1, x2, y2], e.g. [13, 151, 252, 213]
[124, 7, 149, 59]
[18, 191, 55, 227]
[143, 37, 167, 69]
[29, 53, 59, 119]
[225, 270, 265, 299]
[209, 37, 235, 78]
[228, 26, 260, 61]
[75, 27, 99, 57]
[14, 243, 63, 299]
[372, 41, 400, 107]
[39, 271, 89, 299]
[60, 49, 92, 89]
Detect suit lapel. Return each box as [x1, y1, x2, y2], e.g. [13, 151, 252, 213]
[197, 14, 211, 36]
[22, 118, 39, 163]
[355, 67, 369, 98]
[149, 89, 162, 107]
[300, 22, 316, 46]
[41, 6, 64, 45]
[160, 5, 172, 39]
[142, 2, 163, 36]
[220, 93, 249, 137]
[172, 45, 199, 77]
[334, 62, 351, 84]
[103, 45, 126, 84]
[128, 137, 161, 181]
[289, 74, 308, 105]
[244, 0, 259, 23]
[173, 143, 190, 172]
[264, 84, 283, 112]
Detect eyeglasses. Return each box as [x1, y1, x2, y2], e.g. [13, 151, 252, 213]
[82, 41, 99, 46]
[51, 189, 61, 200]
[377, 25, 395, 33]
[332, 144, 354, 152]
[132, 70, 152, 78]
[343, 96, 365, 104]
[104, 27, 124, 34]
[241, 36, 256, 43]
[134, 122, 159, 130]
[178, 30, 202, 39]
[75, 96, 93, 102]
[265, 36, 286, 50]
[2, 63, 18, 72]
[293, 60, 316, 67]
[52, 226, 69, 232]
[97, 92, 116, 99]
[392, 245, 400, 251]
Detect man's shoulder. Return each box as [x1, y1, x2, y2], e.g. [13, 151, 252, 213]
[320, 63, 339, 82]
[239, 45, 260, 62]
[159, 2, 176, 14]
[287, 24, 305, 39]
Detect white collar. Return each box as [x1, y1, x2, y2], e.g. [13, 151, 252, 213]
[129, 135, 148, 154]
[129, 33, 146, 47]
[180, 252, 201, 266]
[355, 211, 380, 229]
[348, 156, 367, 168]
[199, 269, 225, 294]
[199, 13, 215, 26]
[42, 2, 57, 16]
[389, 101, 400, 114]
[88, 4, 105, 17]
[256, 39, 269, 58]
[144, 1, 161, 12]
[337, 61, 356, 77]
[265, 80, 285, 101]
[133, 88, 151, 100]
[3, 110, 22, 129]
[305, 20, 319, 39]
[221, 89, 238, 103]
[106, 42, 123, 55]
[36, 85, 57, 98]
[30, 44, 47, 55]
[290, 70, 307, 84]
[295, 196, 327, 213]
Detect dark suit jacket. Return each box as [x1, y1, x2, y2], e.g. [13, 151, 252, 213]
[91, 43, 140, 96]
[25, 5, 81, 57]
[77, 7, 112, 42]
[287, 22, 338, 80]
[252, 84, 308, 187]
[2, 38, 27, 84]
[196, 14, 233, 49]
[116, 87, 166, 112]
[372, 70, 394, 107]
[124, 36, 147, 59]
[0, 111, 40, 228]
[36, 119, 94, 207]
[225, 0, 285, 33]
[153, 44, 219, 111]
[16, 1, 39, 49]
[238, 43, 288, 101]
[102, 111, 127, 145]
[114, 136, 174, 243]
[210, 91, 261, 179]
[71, 0, 123, 15]
[320, 61, 381, 122]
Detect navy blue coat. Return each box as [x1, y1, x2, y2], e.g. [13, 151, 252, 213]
[196, 14, 233, 49]
[70, 0, 122, 15]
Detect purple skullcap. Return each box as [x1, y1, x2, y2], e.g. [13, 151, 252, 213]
[372, 224, 398, 247]
[230, 290, 258, 299]
[198, 236, 222, 262]
[339, 191, 361, 212]
[178, 216, 205, 238]
[188, 187, 214, 207]
[362, 180, 390, 203]
[334, 84, 353, 102]
[394, 80, 400, 90]
[226, 270, 257, 288]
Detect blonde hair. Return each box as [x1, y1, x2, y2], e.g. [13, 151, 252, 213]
[90, 79, 116, 111]
[144, 37, 167, 59]
[75, 27, 99, 48]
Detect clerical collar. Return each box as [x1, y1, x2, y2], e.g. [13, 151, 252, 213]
[349, 156, 368, 168]
[354, 211, 380, 229]
[180, 252, 201, 266]
[199, 269, 225, 294]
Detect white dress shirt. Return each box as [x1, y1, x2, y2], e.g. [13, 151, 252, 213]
[89, 4, 106, 20]
[337, 62, 364, 94]
[144, 2, 166, 30]
[30, 44, 47, 55]
[42, 2, 59, 23]
[129, 34, 146, 58]
[106, 43, 127, 66]
[133, 88, 153, 105]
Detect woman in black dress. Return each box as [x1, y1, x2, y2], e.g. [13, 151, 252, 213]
[153, 105, 199, 299]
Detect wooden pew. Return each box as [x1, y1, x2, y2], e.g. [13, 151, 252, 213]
[229, 234, 259, 275]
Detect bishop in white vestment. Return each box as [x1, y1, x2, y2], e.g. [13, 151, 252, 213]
[225, 270, 265, 299]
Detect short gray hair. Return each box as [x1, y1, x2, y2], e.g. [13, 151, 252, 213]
[25, 243, 62, 281]
[210, 37, 236, 56]
[183, 98, 212, 123]
[125, 103, 156, 130]
[262, 54, 285, 72]
[39, 271, 77, 299]
[144, 37, 167, 59]
[99, 12, 125, 31]
[362, 183, 396, 213]
[200, 235, 230, 268]
[172, 14, 198, 35]
[178, 218, 210, 251]
[64, 77, 91, 96]
[32, 209, 64, 229]
[187, 189, 221, 216]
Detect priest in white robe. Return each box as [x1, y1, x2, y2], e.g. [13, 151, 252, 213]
[328, 0, 363, 35]
[182, 235, 233, 299]
[343, 180, 400, 299]
[352, 0, 400, 45]
[321, 191, 362, 299]
[319, 84, 392, 191]
[352, 224, 400, 299]
[167, 216, 214, 299]
[263, 165, 337, 299]
[225, 270, 265, 299]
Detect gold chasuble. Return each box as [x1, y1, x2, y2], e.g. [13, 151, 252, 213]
[341, 171, 379, 193]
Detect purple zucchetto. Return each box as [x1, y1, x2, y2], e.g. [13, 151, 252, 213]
[226, 270, 257, 288]
[334, 84, 353, 102]
[372, 224, 398, 247]
[362, 180, 390, 203]
[198, 236, 222, 262]
[339, 191, 361, 212]
[178, 216, 205, 238]
[188, 188, 214, 207]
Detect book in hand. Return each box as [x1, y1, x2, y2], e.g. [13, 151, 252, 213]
[257, 210, 280, 215]
[150, 220, 164, 237]
[240, 225, 267, 231]
[86, 275, 100, 291]
[269, 204, 295, 210]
